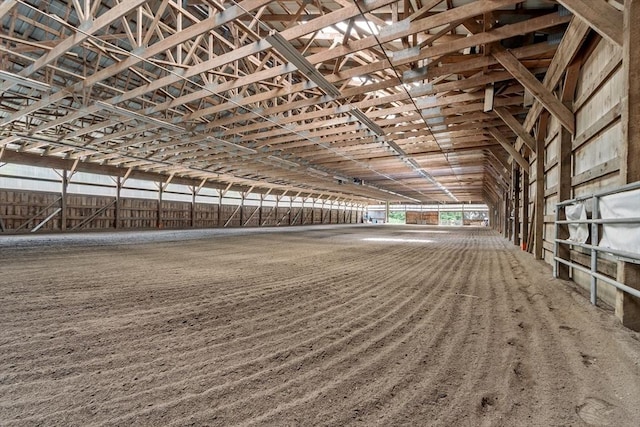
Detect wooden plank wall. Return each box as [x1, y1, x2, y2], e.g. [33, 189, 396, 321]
[122, 198, 157, 229]
[0, 189, 363, 233]
[405, 211, 439, 225]
[528, 37, 624, 306]
[0, 190, 62, 231]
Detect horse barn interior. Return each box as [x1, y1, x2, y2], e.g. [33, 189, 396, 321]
[2, 0, 640, 425]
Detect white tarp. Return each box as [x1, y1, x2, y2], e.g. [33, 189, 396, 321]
[565, 203, 589, 243]
[599, 188, 640, 255]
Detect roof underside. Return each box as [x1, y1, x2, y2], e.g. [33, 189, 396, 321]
[0, 0, 569, 203]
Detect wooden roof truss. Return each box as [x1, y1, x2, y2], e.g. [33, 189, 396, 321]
[0, 0, 581, 203]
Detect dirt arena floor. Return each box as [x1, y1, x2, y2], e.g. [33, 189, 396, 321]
[1, 225, 640, 426]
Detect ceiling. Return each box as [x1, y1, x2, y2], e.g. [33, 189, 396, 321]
[0, 0, 569, 204]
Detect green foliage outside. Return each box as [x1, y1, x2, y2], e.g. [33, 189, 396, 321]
[440, 211, 462, 226]
[388, 211, 406, 224]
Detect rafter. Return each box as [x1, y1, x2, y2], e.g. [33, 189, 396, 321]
[557, 0, 623, 46]
[492, 46, 575, 134]
[0, 0, 574, 203]
[493, 107, 536, 154]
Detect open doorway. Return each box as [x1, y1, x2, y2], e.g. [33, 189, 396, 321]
[387, 211, 406, 224]
[439, 211, 462, 226]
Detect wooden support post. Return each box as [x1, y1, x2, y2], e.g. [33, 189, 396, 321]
[522, 164, 530, 251]
[217, 190, 222, 227]
[489, 203, 494, 230]
[385, 201, 390, 223]
[555, 62, 577, 279]
[240, 192, 245, 227]
[534, 113, 549, 260]
[218, 185, 231, 228]
[115, 176, 121, 229]
[60, 169, 68, 231]
[483, 83, 495, 112]
[492, 206, 497, 230]
[322, 200, 333, 224]
[500, 199, 504, 232]
[513, 162, 520, 246]
[503, 189, 509, 238]
[191, 186, 197, 228]
[288, 197, 293, 225]
[259, 194, 263, 225]
[555, 123, 572, 279]
[157, 182, 163, 229]
[616, 0, 640, 330]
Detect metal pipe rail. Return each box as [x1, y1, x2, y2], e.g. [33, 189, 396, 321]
[556, 218, 640, 225]
[555, 239, 640, 263]
[555, 181, 640, 206]
[554, 181, 640, 306]
[554, 257, 640, 300]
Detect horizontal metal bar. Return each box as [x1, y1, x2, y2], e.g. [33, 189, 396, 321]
[556, 217, 640, 224]
[557, 180, 640, 206]
[555, 239, 640, 262]
[554, 256, 640, 299]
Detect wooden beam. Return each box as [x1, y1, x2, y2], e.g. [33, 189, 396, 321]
[407, 0, 445, 22]
[616, 0, 640, 331]
[196, 42, 553, 127]
[0, 0, 17, 20]
[487, 147, 510, 172]
[512, 162, 520, 246]
[555, 124, 572, 280]
[487, 128, 529, 173]
[151, 0, 532, 123]
[0, 0, 276, 126]
[521, 164, 529, 251]
[483, 84, 495, 112]
[60, 170, 68, 231]
[492, 46, 575, 134]
[15, 0, 148, 79]
[494, 107, 536, 153]
[534, 112, 549, 260]
[515, 17, 590, 151]
[557, 0, 623, 46]
[552, 56, 582, 274]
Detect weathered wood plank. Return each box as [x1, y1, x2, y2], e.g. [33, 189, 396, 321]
[493, 46, 575, 134]
[557, 0, 623, 46]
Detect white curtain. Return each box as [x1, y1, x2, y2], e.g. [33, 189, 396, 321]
[565, 203, 589, 244]
[599, 188, 640, 254]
